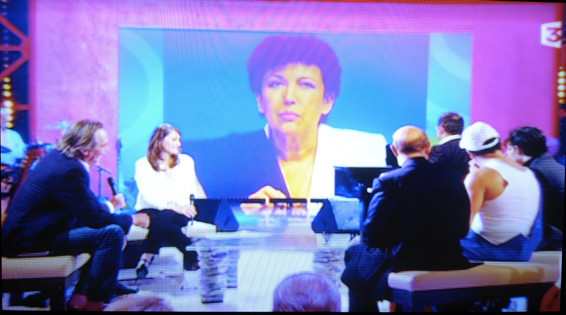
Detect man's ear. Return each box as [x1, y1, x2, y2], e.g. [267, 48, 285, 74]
[437, 125, 446, 138]
[391, 144, 399, 157]
[425, 141, 432, 155]
[256, 96, 265, 115]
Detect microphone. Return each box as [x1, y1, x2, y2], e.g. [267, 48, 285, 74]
[108, 177, 118, 196]
[107, 177, 127, 210]
[190, 194, 195, 225]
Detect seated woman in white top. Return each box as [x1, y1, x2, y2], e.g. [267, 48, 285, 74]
[134, 124, 206, 278]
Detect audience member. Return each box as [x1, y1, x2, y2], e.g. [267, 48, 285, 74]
[459, 122, 542, 261]
[545, 136, 565, 165]
[429, 112, 470, 181]
[1, 107, 26, 167]
[505, 126, 563, 250]
[103, 292, 175, 312]
[342, 125, 472, 312]
[273, 272, 341, 312]
[1, 120, 150, 311]
[134, 124, 206, 279]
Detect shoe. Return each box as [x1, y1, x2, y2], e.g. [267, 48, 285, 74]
[115, 282, 139, 296]
[9, 292, 49, 308]
[183, 250, 199, 270]
[185, 262, 199, 271]
[135, 256, 153, 279]
[22, 292, 49, 308]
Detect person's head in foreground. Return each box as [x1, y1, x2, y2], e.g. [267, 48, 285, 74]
[103, 292, 174, 312]
[273, 271, 341, 312]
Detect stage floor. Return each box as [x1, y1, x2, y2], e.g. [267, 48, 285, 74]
[1, 245, 529, 312]
[2, 247, 352, 312]
[118, 247, 351, 312]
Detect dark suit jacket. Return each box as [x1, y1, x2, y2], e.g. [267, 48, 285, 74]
[2, 150, 133, 256]
[185, 130, 288, 198]
[361, 158, 472, 281]
[527, 153, 564, 232]
[429, 138, 470, 181]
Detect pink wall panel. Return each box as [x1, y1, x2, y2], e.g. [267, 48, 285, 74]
[29, 0, 561, 195]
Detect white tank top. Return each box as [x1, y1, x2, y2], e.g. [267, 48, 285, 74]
[470, 158, 541, 245]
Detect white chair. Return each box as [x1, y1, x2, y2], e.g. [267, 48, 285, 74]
[2, 253, 91, 310]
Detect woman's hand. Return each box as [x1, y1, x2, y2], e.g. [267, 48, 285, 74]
[242, 185, 287, 215]
[167, 200, 197, 219]
[183, 203, 197, 219]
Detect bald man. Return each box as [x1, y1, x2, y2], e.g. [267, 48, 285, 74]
[343, 126, 473, 312]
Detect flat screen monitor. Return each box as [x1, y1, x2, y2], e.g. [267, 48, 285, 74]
[334, 166, 394, 207]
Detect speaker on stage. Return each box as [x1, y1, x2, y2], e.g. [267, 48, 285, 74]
[311, 197, 361, 234]
[193, 198, 239, 232]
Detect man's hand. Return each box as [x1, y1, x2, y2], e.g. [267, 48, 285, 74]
[132, 212, 150, 228]
[109, 193, 127, 210]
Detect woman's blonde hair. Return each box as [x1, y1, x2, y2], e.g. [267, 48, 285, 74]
[147, 123, 181, 171]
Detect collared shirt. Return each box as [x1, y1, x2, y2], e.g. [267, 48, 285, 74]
[437, 134, 461, 145]
[78, 158, 115, 213]
[78, 159, 90, 172]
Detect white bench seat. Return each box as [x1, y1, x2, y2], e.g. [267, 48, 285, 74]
[2, 253, 91, 280]
[387, 251, 562, 311]
[2, 253, 91, 310]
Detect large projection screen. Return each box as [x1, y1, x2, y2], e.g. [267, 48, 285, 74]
[119, 29, 472, 199]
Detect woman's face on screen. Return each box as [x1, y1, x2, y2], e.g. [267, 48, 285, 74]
[257, 63, 334, 138]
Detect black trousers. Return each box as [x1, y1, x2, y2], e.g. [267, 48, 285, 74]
[138, 209, 197, 266]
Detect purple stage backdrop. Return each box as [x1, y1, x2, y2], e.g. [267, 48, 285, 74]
[27, 0, 562, 196]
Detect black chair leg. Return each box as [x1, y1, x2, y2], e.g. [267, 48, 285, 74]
[49, 283, 66, 311]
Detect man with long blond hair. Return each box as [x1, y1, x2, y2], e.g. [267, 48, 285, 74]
[2, 119, 150, 311]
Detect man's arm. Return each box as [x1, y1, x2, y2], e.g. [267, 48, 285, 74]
[362, 176, 399, 247]
[464, 169, 485, 226]
[464, 167, 505, 226]
[54, 166, 133, 232]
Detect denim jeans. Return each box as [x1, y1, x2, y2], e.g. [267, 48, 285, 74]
[460, 212, 543, 262]
[51, 225, 125, 303]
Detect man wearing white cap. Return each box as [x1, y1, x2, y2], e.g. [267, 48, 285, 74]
[459, 122, 542, 261]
